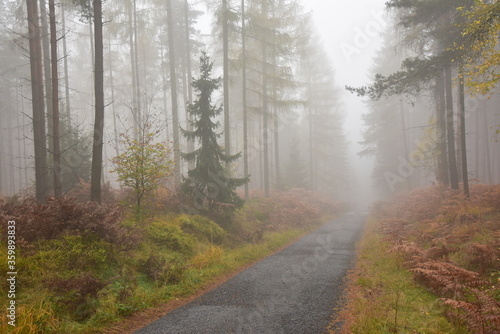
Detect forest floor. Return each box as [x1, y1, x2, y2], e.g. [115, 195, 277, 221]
[0, 189, 346, 333]
[331, 184, 500, 334]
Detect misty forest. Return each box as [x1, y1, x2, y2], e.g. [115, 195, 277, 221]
[0, 0, 499, 333]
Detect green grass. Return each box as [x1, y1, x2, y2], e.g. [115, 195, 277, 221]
[1, 222, 316, 334]
[333, 217, 467, 334]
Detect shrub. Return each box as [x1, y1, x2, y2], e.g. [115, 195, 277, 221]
[46, 273, 107, 321]
[177, 214, 227, 244]
[373, 185, 500, 333]
[0, 296, 60, 333]
[0, 197, 136, 249]
[189, 245, 224, 269]
[33, 235, 111, 273]
[146, 222, 194, 254]
[142, 254, 186, 285]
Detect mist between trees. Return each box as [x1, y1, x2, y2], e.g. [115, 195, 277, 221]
[0, 0, 499, 204]
[0, 0, 348, 202]
[347, 0, 500, 198]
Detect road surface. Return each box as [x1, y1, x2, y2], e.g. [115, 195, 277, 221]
[134, 213, 366, 334]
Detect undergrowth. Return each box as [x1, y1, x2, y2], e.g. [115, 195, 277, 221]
[335, 185, 500, 334]
[0, 189, 344, 333]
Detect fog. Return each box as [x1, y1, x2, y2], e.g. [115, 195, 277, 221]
[306, 0, 388, 208]
[0, 0, 499, 206]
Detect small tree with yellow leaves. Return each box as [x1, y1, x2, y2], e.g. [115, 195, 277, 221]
[111, 124, 174, 219]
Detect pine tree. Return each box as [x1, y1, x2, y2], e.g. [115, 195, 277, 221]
[283, 136, 308, 189]
[182, 52, 248, 225]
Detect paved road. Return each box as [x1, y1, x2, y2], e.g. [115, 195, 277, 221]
[134, 213, 366, 334]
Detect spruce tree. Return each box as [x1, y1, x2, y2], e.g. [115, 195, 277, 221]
[182, 52, 249, 225]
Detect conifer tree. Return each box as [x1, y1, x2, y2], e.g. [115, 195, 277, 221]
[283, 136, 308, 189]
[182, 52, 249, 224]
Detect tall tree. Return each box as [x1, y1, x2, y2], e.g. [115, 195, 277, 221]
[222, 0, 230, 172]
[27, 0, 49, 202]
[182, 52, 248, 225]
[61, 4, 71, 120]
[458, 65, 470, 197]
[166, 0, 181, 185]
[39, 0, 54, 171]
[49, 0, 61, 196]
[444, 64, 459, 189]
[184, 0, 195, 167]
[260, 0, 270, 197]
[241, 0, 249, 199]
[90, 0, 104, 203]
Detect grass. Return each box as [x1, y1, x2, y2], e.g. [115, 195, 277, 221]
[333, 185, 500, 334]
[0, 189, 344, 333]
[331, 217, 464, 334]
[1, 221, 320, 334]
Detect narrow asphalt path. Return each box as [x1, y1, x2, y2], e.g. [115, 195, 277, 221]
[134, 213, 366, 334]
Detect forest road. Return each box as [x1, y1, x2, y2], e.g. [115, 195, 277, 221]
[134, 213, 366, 334]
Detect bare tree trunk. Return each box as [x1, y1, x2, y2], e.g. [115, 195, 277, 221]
[241, 0, 249, 199]
[49, 0, 61, 197]
[184, 0, 194, 168]
[436, 74, 449, 185]
[444, 64, 459, 190]
[133, 0, 142, 127]
[90, 0, 104, 203]
[261, 0, 269, 197]
[222, 0, 230, 172]
[6, 90, 15, 194]
[166, 0, 181, 185]
[482, 100, 492, 184]
[27, 0, 49, 202]
[160, 42, 170, 141]
[270, 2, 280, 190]
[39, 0, 53, 179]
[458, 67, 469, 197]
[61, 4, 71, 122]
[399, 101, 411, 189]
[108, 37, 119, 158]
[127, 2, 138, 132]
[307, 62, 314, 191]
[456, 90, 463, 182]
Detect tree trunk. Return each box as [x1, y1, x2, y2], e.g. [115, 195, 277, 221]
[108, 37, 119, 158]
[27, 0, 49, 202]
[399, 101, 411, 189]
[270, 2, 280, 190]
[436, 74, 449, 185]
[127, 2, 138, 132]
[160, 42, 170, 141]
[458, 67, 469, 197]
[133, 0, 142, 127]
[444, 64, 459, 190]
[184, 0, 194, 168]
[39, 0, 53, 179]
[222, 0, 230, 172]
[49, 0, 61, 197]
[482, 100, 492, 184]
[241, 0, 249, 199]
[90, 0, 104, 203]
[61, 4, 71, 122]
[307, 62, 314, 191]
[261, 1, 269, 197]
[166, 0, 181, 185]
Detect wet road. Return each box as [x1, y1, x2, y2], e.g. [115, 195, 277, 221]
[134, 213, 366, 334]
